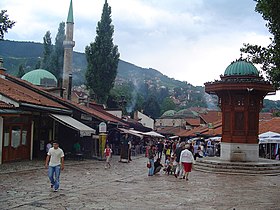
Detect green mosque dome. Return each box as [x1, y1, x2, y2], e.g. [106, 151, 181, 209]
[162, 110, 176, 117]
[224, 61, 259, 76]
[22, 69, 57, 87]
[174, 109, 198, 118]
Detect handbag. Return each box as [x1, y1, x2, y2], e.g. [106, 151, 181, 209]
[147, 161, 151, 168]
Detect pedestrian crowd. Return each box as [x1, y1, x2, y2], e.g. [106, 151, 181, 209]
[43, 137, 220, 192]
[146, 138, 220, 180]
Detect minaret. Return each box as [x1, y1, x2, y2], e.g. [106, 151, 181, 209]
[63, 0, 75, 100]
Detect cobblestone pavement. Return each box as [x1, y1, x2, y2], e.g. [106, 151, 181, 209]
[0, 155, 279, 210]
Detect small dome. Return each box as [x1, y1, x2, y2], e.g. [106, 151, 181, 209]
[174, 109, 198, 118]
[162, 110, 176, 117]
[224, 61, 259, 76]
[22, 69, 57, 87]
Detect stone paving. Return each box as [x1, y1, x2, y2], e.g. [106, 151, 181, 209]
[0, 155, 279, 210]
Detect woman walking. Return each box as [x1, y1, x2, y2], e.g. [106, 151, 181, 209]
[148, 145, 156, 176]
[180, 144, 194, 181]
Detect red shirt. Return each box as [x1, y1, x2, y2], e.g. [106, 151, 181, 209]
[104, 148, 112, 157]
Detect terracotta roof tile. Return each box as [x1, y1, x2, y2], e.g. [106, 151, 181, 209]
[157, 127, 182, 135]
[4, 74, 128, 126]
[176, 116, 280, 137]
[185, 118, 200, 126]
[177, 120, 222, 137]
[0, 77, 66, 109]
[0, 101, 14, 108]
[259, 112, 273, 121]
[259, 117, 280, 134]
[73, 101, 128, 126]
[199, 111, 222, 124]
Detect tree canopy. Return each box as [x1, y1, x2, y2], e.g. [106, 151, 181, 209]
[41, 31, 53, 71]
[40, 23, 65, 80]
[0, 10, 15, 40]
[240, 0, 280, 87]
[17, 64, 25, 78]
[85, 0, 120, 104]
[52, 22, 65, 80]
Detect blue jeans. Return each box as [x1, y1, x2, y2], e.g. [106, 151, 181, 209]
[48, 165, 61, 190]
[148, 159, 154, 176]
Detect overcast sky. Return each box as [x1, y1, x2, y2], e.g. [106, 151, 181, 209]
[1, 0, 279, 99]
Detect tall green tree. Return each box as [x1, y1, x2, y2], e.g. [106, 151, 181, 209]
[0, 10, 15, 40]
[85, 0, 120, 104]
[17, 64, 25, 78]
[41, 31, 54, 71]
[161, 97, 176, 114]
[51, 22, 65, 80]
[240, 0, 280, 87]
[143, 95, 161, 119]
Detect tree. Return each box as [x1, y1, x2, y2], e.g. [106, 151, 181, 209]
[35, 60, 41, 69]
[157, 87, 169, 103]
[240, 0, 280, 87]
[17, 64, 25, 78]
[41, 31, 54, 71]
[0, 10, 15, 40]
[161, 97, 176, 114]
[85, 0, 120, 104]
[51, 22, 65, 80]
[143, 95, 161, 119]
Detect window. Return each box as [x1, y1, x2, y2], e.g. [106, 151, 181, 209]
[4, 132, 9, 147]
[22, 130, 27, 145]
[11, 126, 21, 148]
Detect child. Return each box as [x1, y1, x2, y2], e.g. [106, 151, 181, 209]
[164, 156, 172, 175]
[104, 144, 112, 169]
[169, 156, 176, 175]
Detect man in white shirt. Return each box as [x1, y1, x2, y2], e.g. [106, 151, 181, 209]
[45, 141, 64, 192]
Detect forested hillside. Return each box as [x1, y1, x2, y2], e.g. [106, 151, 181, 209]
[1, 40, 278, 117]
[0, 40, 210, 117]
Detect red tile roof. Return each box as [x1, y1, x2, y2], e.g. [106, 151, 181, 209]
[259, 117, 280, 134]
[0, 77, 67, 109]
[199, 111, 222, 124]
[70, 101, 128, 126]
[185, 118, 200, 127]
[0, 101, 14, 108]
[177, 120, 222, 137]
[174, 115, 280, 137]
[157, 126, 183, 135]
[3, 73, 128, 126]
[259, 112, 273, 121]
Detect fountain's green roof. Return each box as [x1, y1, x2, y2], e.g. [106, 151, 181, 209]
[224, 61, 259, 76]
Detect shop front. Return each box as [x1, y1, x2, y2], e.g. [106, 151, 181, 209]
[1, 115, 32, 163]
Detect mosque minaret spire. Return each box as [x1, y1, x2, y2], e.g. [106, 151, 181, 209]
[62, 0, 75, 100]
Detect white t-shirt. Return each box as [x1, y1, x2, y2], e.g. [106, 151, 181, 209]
[47, 147, 64, 166]
[180, 149, 194, 163]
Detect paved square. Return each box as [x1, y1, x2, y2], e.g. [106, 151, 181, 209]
[0, 156, 279, 210]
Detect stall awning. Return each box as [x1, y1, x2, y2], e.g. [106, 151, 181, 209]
[118, 128, 143, 139]
[143, 131, 165, 138]
[259, 131, 280, 144]
[50, 114, 96, 137]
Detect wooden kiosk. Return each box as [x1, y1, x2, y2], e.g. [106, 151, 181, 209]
[205, 60, 275, 162]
